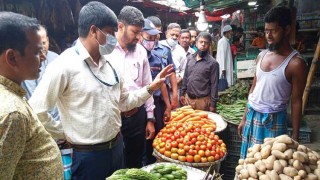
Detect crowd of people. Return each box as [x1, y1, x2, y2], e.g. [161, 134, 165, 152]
[0, 2, 307, 180]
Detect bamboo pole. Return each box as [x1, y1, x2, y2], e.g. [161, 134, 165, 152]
[302, 36, 320, 114]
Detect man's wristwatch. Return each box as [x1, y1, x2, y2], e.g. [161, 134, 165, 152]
[147, 118, 156, 123]
[146, 84, 154, 95]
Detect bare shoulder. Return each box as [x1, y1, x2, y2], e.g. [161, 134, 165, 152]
[288, 54, 307, 72]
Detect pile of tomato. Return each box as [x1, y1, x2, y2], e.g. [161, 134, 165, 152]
[153, 121, 227, 163]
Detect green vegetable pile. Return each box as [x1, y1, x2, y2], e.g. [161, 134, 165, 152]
[218, 81, 250, 104]
[217, 100, 247, 125]
[106, 168, 157, 180]
[149, 164, 187, 180]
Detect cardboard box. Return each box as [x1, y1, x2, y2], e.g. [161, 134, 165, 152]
[236, 59, 256, 78]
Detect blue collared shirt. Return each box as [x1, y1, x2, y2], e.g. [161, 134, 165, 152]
[147, 42, 175, 96]
[21, 51, 60, 121]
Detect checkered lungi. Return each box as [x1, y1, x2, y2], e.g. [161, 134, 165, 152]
[240, 104, 287, 158]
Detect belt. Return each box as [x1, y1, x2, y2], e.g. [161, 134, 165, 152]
[187, 93, 207, 99]
[71, 133, 120, 152]
[121, 107, 139, 118]
[150, 67, 161, 71]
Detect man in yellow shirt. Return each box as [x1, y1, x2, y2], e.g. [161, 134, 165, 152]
[0, 12, 63, 179]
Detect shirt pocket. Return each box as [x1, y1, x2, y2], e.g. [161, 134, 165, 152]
[128, 61, 140, 82]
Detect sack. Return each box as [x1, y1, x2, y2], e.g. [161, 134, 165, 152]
[218, 74, 228, 92]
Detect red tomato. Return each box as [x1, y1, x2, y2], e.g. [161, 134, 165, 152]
[188, 149, 196, 156]
[180, 130, 187, 137]
[178, 155, 186, 162]
[183, 145, 190, 152]
[174, 131, 180, 138]
[210, 150, 216, 156]
[165, 142, 172, 150]
[205, 150, 211, 157]
[171, 153, 179, 160]
[171, 147, 178, 153]
[197, 135, 205, 141]
[194, 155, 201, 163]
[214, 154, 220, 160]
[198, 150, 205, 157]
[177, 149, 186, 156]
[171, 141, 178, 148]
[164, 151, 172, 157]
[206, 142, 213, 150]
[176, 138, 183, 144]
[186, 155, 194, 163]
[191, 138, 197, 144]
[201, 157, 208, 163]
[208, 156, 215, 162]
[178, 143, 184, 149]
[159, 147, 166, 154]
[200, 144, 207, 150]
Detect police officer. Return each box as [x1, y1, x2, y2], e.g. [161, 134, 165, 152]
[139, 18, 177, 165]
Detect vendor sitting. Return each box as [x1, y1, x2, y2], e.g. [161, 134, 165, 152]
[251, 26, 266, 49]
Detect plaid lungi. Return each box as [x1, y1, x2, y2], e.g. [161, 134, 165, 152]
[240, 104, 287, 158]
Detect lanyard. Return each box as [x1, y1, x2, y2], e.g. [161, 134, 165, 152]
[75, 47, 119, 87]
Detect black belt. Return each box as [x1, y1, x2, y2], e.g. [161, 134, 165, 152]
[71, 133, 120, 152]
[187, 93, 206, 99]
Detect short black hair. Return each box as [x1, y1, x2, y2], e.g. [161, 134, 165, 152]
[78, 1, 118, 37]
[118, 6, 144, 27]
[0, 12, 40, 55]
[180, 29, 190, 36]
[147, 16, 162, 27]
[256, 26, 264, 32]
[232, 36, 240, 43]
[264, 6, 292, 30]
[237, 27, 244, 33]
[196, 32, 212, 42]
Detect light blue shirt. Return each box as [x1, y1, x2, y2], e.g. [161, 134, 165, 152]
[21, 51, 60, 121]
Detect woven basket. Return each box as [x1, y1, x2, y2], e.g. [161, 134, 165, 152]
[153, 148, 226, 172]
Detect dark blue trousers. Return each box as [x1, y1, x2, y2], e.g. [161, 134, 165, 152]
[121, 106, 147, 168]
[71, 135, 124, 180]
[144, 96, 166, 165]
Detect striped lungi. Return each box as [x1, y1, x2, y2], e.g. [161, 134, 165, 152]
[240, 104, 287, 158]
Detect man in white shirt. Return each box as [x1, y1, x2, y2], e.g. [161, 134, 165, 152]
[178, 29, 196, 57]
[160, 23, 187, 85]
[216, 25, 234, 87]
[160, 23, 186, 108]
[29, 2, 172, 179]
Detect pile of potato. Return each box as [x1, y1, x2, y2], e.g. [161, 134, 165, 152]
[236, 134, 320, 180]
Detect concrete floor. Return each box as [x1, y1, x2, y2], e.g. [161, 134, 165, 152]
[303, 115, 320, 153]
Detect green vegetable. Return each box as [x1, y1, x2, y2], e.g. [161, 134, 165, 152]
[106, 174, 131, 180]
[112, 169, 128, 175]
[125, 168, 157, 180]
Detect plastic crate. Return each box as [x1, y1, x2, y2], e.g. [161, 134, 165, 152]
[287, 124, 311, 144]
[220, 154, 240, 180]
[222, 124, 242, 156]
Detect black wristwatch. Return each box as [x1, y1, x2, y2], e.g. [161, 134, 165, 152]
[146, 84, 154, 95]
[147, 118, 156, 123]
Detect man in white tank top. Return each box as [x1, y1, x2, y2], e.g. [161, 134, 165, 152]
[237, 6, 307, 158]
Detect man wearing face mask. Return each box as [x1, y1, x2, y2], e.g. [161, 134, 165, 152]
[140, 18, 176, 165]
[251, 26, 267, 49]
[216, 25, 234, 87]
[160, 23, 187, 86]
[180, 32, 219, 112]
[28, 2, 173, 179]
[238, 6, 307, 159]
[104, 6, 156, 169]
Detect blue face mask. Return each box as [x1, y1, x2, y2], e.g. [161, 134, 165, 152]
[97, 28, 117, 55]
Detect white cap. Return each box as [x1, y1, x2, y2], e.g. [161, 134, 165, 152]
[223, 25, 232, 33]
